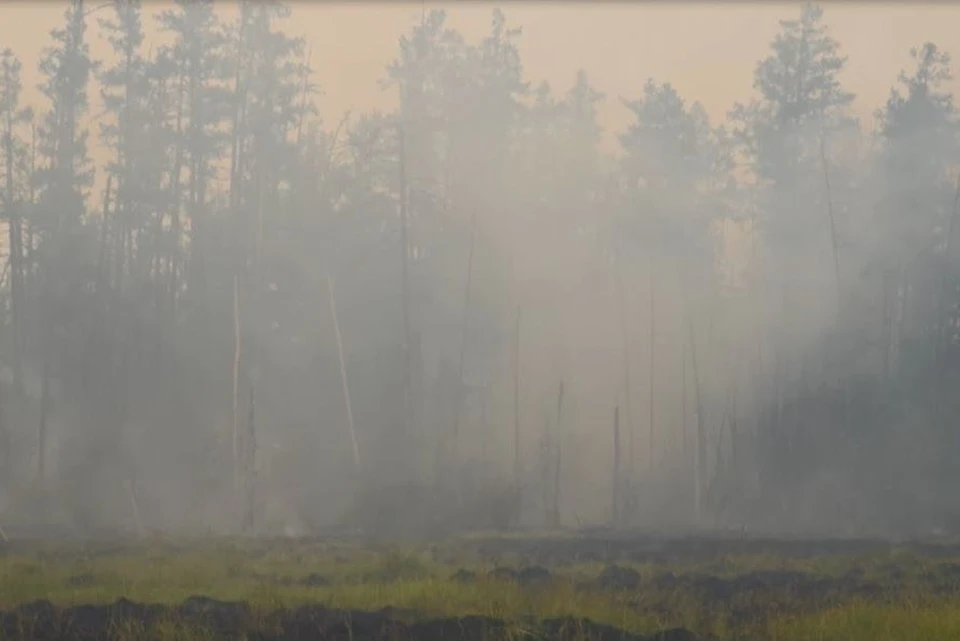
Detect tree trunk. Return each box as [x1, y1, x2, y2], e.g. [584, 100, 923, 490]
[551, 380, 564, 529]
[243, 379, 256, 533]
[648, 260, 656, 469]
[819, 135, 842, 310]
[686, 296, 705, 523]
[681, 335, 688, 470]
[612, 405, 620, 528]
[37, 353, 50, 483]
[397, 120, 412, 448]
[613, 241, 635, 486]
[232, 274, 242, 494]
[934, 173, 960, 403]
[513, 305, 522, 489]
[328, 273, 361, 474]
[452, 211, 477, 466]
[4, 99, 23, 393]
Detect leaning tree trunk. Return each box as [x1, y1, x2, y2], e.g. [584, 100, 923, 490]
[327, 273, 361, 475]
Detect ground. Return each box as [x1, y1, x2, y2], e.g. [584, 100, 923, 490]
[1, 531, 960, 640]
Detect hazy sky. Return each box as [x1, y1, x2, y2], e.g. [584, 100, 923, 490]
[1, 2, 958, 143]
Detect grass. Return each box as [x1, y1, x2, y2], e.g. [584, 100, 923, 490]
[764, 599, 960, 641]
[0, 537, 959, 639]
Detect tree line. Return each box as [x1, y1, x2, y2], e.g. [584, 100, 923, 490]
[0, 1, 957, 537]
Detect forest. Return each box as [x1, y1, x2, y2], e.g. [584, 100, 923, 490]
[0, 0, 958, 539]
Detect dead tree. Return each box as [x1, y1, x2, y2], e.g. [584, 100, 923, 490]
[232, 275, 242, 493]
[934, 172, 960, 407]
[243, 381, 256, 533]
[613, 240, 635, 485]
[681, 336, 688, 463]
[513, 305, 522, 489]
[452, 210, 478, 465]
[612, 405, 621, 527]
[327, 273, 361, 474]
[686, 297, 706, 523]
[648, 259, 656, 469]
[550, 380, 565, 529]
[1, 50, 25, 393]
[819, 135, 842, 310]
[397, 120, 412, 443]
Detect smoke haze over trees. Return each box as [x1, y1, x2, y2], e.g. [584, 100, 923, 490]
[0, 0, 959, 538]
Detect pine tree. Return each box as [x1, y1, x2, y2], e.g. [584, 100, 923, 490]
[36, 0, 96, 233]
[876, 43, 959, 375]
[97, 0, 146, 290]
[156, 0, 230, 303]
[739, 2, 854, 187]
[34, 0, 97, 482]
[0, 48, 30, 394]
[228, 0, 307, 532]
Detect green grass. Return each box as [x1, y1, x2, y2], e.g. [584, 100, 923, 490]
[0, 537, 959, 640]
[765, 599, 960, 641]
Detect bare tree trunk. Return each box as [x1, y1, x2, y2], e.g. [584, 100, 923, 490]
[613, 242, 635, 484]
[686, 297, 705, 523]
[612, 405, 620, 528]
[126, 478, 143, 538]
[396, 119, 414, 477]
[881, 270, 892, 380]
[934, 173, 960, 396]
[552, 436, 562, 530]
[95, 176, 114, 295]
[243, 379, 256, 533]
[819, 135, 842, 309]
[479, 387, 489, 466]
[540, 413, 551, 527]
[327, 273, 361, 474]
[3, 97, 23, 393]
[452, 211, 478, 464]
[25, 118, 36, 290]
[648, 260, 656, 469]
[232, 274, 242, 494]
[681, 336, 688, 468]
[37, 353, 49, 483]
[891, 265, 906, 376]
[0, 376, 7, 479]
[513, 305, 522, 489]
[551, 380, 564, 529]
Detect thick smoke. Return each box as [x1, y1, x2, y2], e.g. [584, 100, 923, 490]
[0, 2, 958, 539]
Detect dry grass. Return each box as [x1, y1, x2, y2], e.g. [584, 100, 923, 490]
[0, 537, 958, 640]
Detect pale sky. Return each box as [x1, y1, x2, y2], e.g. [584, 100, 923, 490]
[0, 2, 958, 144]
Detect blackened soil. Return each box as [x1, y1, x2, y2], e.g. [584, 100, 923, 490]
[0, 597, 702, 641]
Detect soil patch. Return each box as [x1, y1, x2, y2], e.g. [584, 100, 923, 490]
[0, 597, 702, 641]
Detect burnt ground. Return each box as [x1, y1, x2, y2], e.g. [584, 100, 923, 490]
[433, 532, 960, 633]
[0, 597, 699, 641]
[4, 532, 960, 640]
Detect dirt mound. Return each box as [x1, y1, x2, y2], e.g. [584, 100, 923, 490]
[0, 597, 702, 641]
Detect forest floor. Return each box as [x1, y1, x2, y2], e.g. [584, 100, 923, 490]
[0, 532, 959, 640]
